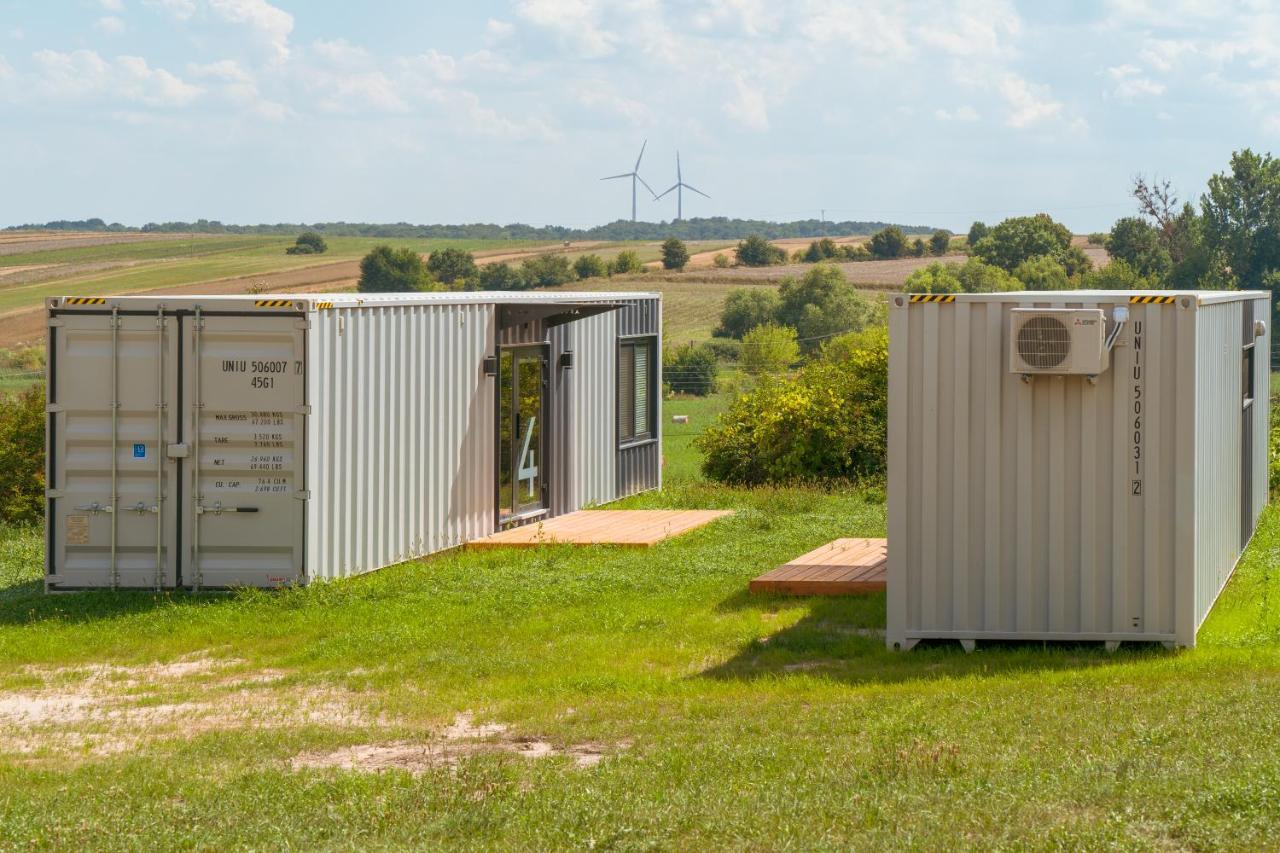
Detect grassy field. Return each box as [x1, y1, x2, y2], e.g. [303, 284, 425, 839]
[1, 390, 1279, 848]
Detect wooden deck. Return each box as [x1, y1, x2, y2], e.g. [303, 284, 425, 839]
[749, 538, 887, 595]
[468, 509, 734, 549]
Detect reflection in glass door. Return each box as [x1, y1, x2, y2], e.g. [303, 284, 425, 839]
[498, 346, 546, 522]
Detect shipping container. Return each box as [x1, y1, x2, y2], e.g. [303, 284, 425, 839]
[45, 291, 662, 589]
[887, 290, 1269, 650]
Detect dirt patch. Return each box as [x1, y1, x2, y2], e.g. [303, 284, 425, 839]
[0, 654, 373, 758]
[291, 712, 622, 773]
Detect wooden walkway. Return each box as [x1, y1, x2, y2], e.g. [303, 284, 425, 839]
[749, 538, 887, 595]
[469, 509, 734, 549]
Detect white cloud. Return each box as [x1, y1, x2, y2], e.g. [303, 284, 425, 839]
[100, 0, 125, 10]
[143, 0, 195, 19]
[96, 16, 127, 35]
[1106, 63, 1166, 98]
[31, 49, 201, 107]
[188, 58, 253, 83]
[574, 84, 651, 125]
[690, 0, 782, 37]
[998, 72, 1063, 127]
[484, 18, 514, 44]
[402, 49, 458, 81]
[722, 72, 769, 130]
[0, 54, 12, 80]
[935, 105, 979, 121]
[1138, 38, 1196, 72]
[208, 0, 293, 62]
[514, 0, 618, 58]
[311, 38, 369, 66]
[317, 71, 409, 114]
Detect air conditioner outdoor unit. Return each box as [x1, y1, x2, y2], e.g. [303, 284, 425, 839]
[1008, 308, 1109, 376]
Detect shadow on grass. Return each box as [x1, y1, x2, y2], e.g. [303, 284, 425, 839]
[704, 590, 1172, 687]
[0, 580, 233, 626]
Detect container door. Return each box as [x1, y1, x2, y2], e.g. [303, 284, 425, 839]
[49, 312, 179, 589]
[183, 314, 306, 588]
[498, 346, 548, 524]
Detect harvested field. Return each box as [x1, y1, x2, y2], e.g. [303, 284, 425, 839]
[0, 231, 217, 256]
[672, 252, 971, 288]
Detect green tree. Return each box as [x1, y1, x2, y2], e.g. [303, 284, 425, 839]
[1012, 255, 1070, 290]
[476, 261, 526, 291]
[712, 253, 730, 268]
[358, 245, 437, 293]
[973, 213, 1073, 271]
[803, 238, 839, 262]
[715, 288, 781, 339]
[520, 254, 575, 287]
[426, 247, 478, 285]
[573, 254, 609, 280]
[664, 343, 718, 396]
[952, 257, 1019, 293]
[661, 237, 690, 270]
[1202, 149, 1280, 291]
[777, 264, 876, 352]
[967, 221, 989, 246]
[0, 385, 46, 525]
[929, 230, 952, 256]
[610, 249, 645, 274]
[286, 231, 328, 255]
[903, 263, 962, 293]
[869, 226, 907, 259]
[1106, 217, 1171, 279]
[735, 234, 787, 266]
[911, 238, 927, 257]
[740, 323, 800, 377]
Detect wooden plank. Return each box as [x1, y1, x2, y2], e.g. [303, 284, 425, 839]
[468, 509, 734, 549]
[749, 538, 888, 596]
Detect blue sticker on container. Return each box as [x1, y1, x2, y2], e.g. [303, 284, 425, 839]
[133, 443, 146, 459]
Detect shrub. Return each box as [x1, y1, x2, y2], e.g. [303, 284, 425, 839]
[610, 250, 645, 275]
[664, 343, 718, 396]
[715, 288, 780, 339]
[661, 237, 690, 270]
[520, 254, 575, 287]
[0, 385, 45, 525]
[702, 338, 741, 362]
[740, 323, 800, 377]
[1012, 254, 1070, 290]
[910, 238, 927, 257]
[903, 263, 962, 293]
[1087, 232, 1108, 245]
[426, 247, 478, 285]
[840, 243, 871, 261]
[476, 261, 526, 290]
[735, 235, 787, 266]
[1271, 403, 1280, 495]
[286, 231, 328, 255]
[777, 264, 876, 352]
[929, 230, 952, 256]
[952, 257, 1020, 293]
[358, 245, 438, 293]
[573, 254, 609, 280]
[0, 346, 46, 372]
[803, 238, 839, 263]
[712, 253, 730, 268]
[1078, 258, 1157, 290]
[869, 226, 908, 259]
[696, 326, 888, 485]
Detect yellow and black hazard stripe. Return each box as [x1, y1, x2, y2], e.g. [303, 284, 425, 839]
[908, 293, 957, 303]
[315, 301, 334, 310]
[254, 299, 294, 308]
[1129, 295, 1176, 305]
[64, 297, 107, 306]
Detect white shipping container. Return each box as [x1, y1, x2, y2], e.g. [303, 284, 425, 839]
[45, 291, 662, 589]
[888, 290, 1270, 650]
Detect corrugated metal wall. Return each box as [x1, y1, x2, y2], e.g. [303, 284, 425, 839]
[1252, 297, 1270, 530]
[306, 304, 496, 580]
[568, 311, 617, 507]
[887, 294, 1242, 648]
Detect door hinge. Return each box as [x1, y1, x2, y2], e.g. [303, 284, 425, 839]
[294, 490, 311, 501]
[295, 404, 311, 415]
[45, 404, 65, 413]
[48, 318, 65, 328]
[46, 489, 65, 499]
[295, 319, 311, 330]
[166, 443, 191, 459]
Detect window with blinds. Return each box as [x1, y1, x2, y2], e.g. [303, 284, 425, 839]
[618, 337, 655, 444]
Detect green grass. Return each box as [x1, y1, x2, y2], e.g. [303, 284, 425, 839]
[1, 391, 1280, 847]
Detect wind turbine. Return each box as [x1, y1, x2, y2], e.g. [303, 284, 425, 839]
[601, 140, 657, 222]
[655, 151, 710, 221]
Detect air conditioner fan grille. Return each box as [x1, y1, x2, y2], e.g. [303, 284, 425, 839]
[1017, 316, 1071, 369]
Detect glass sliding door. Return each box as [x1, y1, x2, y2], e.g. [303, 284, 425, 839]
[498, 346, 547, 523]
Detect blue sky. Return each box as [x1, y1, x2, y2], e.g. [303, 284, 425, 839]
[0, 0, 1276, 232]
